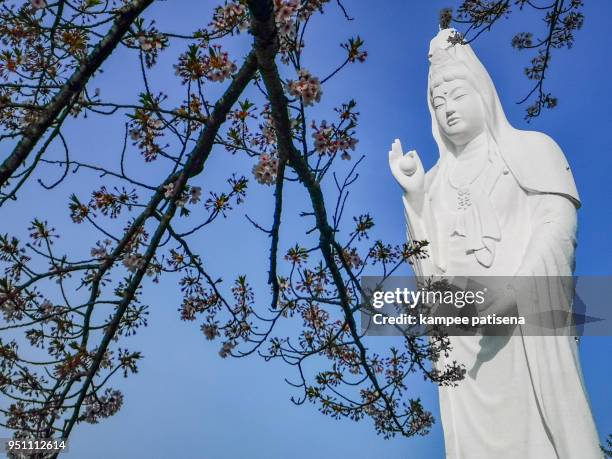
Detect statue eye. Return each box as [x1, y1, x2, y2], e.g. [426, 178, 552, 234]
[454, 93, 467, 100]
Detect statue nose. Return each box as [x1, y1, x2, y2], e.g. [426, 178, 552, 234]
[446, 108, 456, 117]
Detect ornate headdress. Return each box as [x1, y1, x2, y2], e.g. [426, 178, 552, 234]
[428, 29, 462, 64]
[427, 30, 479, 98]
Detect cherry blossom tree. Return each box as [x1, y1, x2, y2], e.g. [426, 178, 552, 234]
[0, 0, 586, 455]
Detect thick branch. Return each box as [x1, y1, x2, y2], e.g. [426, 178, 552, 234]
[248, 0, 407, 435]
[51, 51, 258, 445]
[0, 0, 155, 190]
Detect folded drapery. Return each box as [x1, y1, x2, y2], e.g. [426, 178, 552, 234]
[443, 145, 505, 268]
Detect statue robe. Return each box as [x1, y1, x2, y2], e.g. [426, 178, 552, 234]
[404, 135, 602, 458]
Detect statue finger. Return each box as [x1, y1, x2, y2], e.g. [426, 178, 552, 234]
[389, 139, 403, 160]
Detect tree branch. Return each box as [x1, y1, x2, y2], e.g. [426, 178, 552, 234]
[0, 0, 155, 191]
[248, 0, 409, 435]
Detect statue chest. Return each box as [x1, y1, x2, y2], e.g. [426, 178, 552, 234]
[428, 153, 531, 273]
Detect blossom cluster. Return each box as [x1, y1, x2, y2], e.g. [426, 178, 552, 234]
[122, 253, 145, 273]
[55, 28, 89, 59]
[138, 35, 164, 52]
[273, 0, 331, 55]
[163, 183, 202, 207]
[27, 219, 57, 247]
[80, 389, 124, 424]
[174, 94, 207, 129]
[210, 1, 249, 34]
[218, 341, 236, 358]
[90, 239, 113, 259]
[124, 19, 169, 67]
[274, 0, 300, 39]
[272, 0, 306, 62]
[223, 99, 258, 153]
[138, 32, 167, 67]
[205, 45, 238, 81]
[129, 108, 165, 162]
[252, 153, 279, 185]
[287, 69, 322, 106]
[174, 44, 237, 84]
[176, 271, 255, 361]
[179, 294, 217, 321]
[311, 120, 357, 159]
[90, 187, 138, 219]
[249, 106, 278, 153]
[201, 322, 220, 340]
[341, 248, 362, 269]
[0, 283, 25, 322]
[284, 244, 309, 265]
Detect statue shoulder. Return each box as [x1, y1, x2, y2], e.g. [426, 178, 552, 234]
[504, 129, 581, 208]
[520, 130, 565, 157]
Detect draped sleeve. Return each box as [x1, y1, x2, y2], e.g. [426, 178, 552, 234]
[514, 193, 577, 277]
[510, 192, 602, 459]
[402, 164, 440, 276]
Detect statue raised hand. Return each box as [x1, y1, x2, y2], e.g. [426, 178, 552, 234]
[388, 138, 425, 214]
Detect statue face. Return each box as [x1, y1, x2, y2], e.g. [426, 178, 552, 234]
[431, 79, 485, 148]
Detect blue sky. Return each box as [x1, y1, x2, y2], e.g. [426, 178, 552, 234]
[1, 1, 611, 458]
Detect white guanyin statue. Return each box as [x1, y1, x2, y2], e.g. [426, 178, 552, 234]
[388, 28, 602, 458]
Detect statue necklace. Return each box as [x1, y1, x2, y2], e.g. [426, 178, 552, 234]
[447, 137, 490, 211]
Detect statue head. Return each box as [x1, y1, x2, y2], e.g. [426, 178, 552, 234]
[426, 28, 511, 159]
[430, 65, 486, 149]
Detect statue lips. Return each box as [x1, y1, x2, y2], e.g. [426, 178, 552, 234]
[447, 115, 461, 127]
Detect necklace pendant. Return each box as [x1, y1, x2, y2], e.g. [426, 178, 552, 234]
[456, 187, 472, 210]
